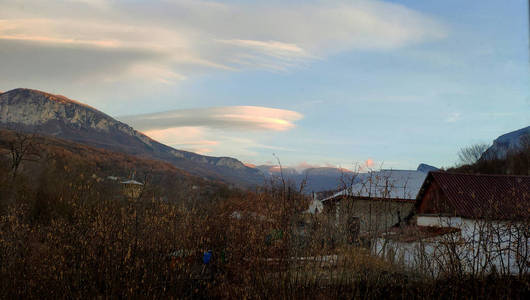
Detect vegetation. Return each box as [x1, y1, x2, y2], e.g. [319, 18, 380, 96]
[457, 143, 490, 166]
[0, 131, 528, 299]
[450, 138, 529, 175]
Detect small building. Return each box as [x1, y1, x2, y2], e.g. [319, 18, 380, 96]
[415, 171, 529, 222]
[121, 179, 143, 198]
[321, 170, 428, 234]
[376, 172, 530, 276]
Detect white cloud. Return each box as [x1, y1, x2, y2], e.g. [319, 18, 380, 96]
[67, 0, 111, 10]
[120, 106, 303, 131]
[445, 112, 461, 123]
[0, 0, 447, 88]
[218, 39, 308, 57]
[144, 126, 219, 155]
[142, 126, 268, 157]
[120, 105, 303, 158]
[111, 63, 187, 85]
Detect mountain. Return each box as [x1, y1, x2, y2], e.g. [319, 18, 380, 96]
[303, 167, 352, 177]
[0, 88, 264, 186]
[254, 164, 439, 193]
[481, 126, 530, 160]
[255, 165, 355, 192]
[448, 126, 529, 175]
[255, 165, 298, 176]
[416, 163, 438, 173]
[321, 169, 429, 202]
[302, 167, 357, 192]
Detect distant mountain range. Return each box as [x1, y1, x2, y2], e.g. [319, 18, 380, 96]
[0, 88, 264, 186]
[254, 164, 438, 193]
[255, 165, 356, 192]
[481, 126, 530, 160]
[321, 169, 430, 202]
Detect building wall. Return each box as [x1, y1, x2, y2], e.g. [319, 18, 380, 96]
[417, 215, 462, 227]
[325, 197, 415, 233]
[376, 217, 530, 276]
[417, 180, 454, 215]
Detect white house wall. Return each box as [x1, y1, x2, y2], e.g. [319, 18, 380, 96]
[375, 217, 529, 276]
[417, 216, 462, 227]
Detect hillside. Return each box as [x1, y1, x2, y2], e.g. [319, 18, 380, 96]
[0, 89, 264, 186]
[0, 128, 231, 203]
[481, 126, 530, 160]
[449, 126, 530, 175]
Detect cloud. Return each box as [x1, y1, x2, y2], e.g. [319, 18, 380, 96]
[365, 158, 375, 168]
[111, 63, 187, 84]
[0, 0, 447, 89]
[119, 106, 302, 157]
[141, 126, 264, 157]
[445, 112, 461, 123]
[0, 38, 159, 84]
[216, 39, 313, 70]
[144, 126, 219, 155]
[217, 39, 309, 58]
[119, 106, 303, 132]
[290, 162, 354, 173]
[67, 0, 110, 10]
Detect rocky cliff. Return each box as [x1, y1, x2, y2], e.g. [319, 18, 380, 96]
[481, 126, 530, 160]
[0, 88, 263, 186]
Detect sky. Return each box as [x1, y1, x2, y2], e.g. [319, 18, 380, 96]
[1, 0, 529, 170]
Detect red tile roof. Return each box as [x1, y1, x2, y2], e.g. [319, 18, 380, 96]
[416, 172, 530, 220]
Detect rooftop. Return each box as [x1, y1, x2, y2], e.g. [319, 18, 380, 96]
[322, 170, 428, 202]
[416, 172, 530, 219]
[121, 179, 143, 185]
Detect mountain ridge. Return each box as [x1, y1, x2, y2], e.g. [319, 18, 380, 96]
[417, 163, 438, 173]
[0, 88, 264, 186]
[481, 126, 530, 160]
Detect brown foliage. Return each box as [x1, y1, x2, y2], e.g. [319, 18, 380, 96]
[450, 140, 529, 175]
[0, 131, 528, 299]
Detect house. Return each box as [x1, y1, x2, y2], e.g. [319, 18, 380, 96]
[321, 170, 428, 233]
[376, 172, 530, 276]
[416, 171, 529, 222]
[121, 179, 143, 198]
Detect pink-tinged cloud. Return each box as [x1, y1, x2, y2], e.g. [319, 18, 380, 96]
[120, 106, 303, 132]
[141, 126, 262, 158]
[365, 159, 374, 168]
[143, 127, 219, 153]
[188, 148, 214, 155]
[0, 34, 119, 48]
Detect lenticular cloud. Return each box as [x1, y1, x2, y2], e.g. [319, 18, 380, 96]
[119, 106, 303, 132]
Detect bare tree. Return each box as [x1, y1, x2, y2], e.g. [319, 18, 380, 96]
[457, 143, 489, 166]
[8, 132, 40, 180]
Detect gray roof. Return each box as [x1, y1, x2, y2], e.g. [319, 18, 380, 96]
[121, 179, 143, 185]
[322, 170, 427, 202]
